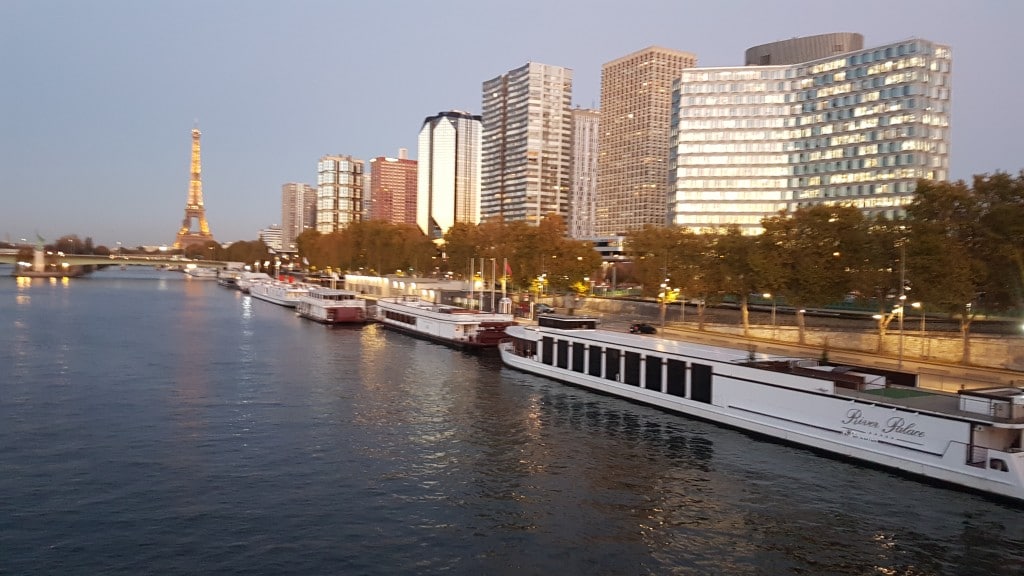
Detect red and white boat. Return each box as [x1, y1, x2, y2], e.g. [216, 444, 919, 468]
[296, 289, 368, 325]
[375, 296, 515, 350]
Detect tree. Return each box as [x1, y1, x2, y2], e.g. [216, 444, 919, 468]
[705, 226, 758, 335]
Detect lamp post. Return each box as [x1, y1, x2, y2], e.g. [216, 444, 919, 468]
[659, 281, 667, 327]
[763, 293, 776, 339]
[912, 301, 925, 358]
[897, 295, 906, 369]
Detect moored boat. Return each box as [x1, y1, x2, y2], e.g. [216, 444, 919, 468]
[375, 296, 515, 350]
[249, 280, 310, 308]
[296, 288, 368, 324]
[499, 315, 1024, 502]
[184, 265, 220, 279]
[236, 272, 273, 294]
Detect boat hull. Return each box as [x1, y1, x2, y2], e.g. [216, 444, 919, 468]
[296, 304, 367, 325]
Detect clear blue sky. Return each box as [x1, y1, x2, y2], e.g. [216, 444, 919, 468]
[2, 0, 1020, 248]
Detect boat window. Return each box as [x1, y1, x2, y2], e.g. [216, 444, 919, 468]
[624, 352, 641, 386]
[691, 363, 713, 403]
[541, 337, 554, 365]
[588, 345, 603, 377]
[645, 356, 662, 391]
[990, 458, 1009, 472]
[556, 340, 569, 369]
[605, 348, 621, 382]
[572, 342, 585, 373]
[667, 359, 686, 397]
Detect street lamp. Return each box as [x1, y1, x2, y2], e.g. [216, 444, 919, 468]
[659, 281, 668, 327]
[763, 292, 776, 332]
[912, 301, 925, 358]
[897, 295, 907, 368]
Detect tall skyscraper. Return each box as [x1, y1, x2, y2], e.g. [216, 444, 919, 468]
[280, 182, 315, 252]
[315, 155, 364, 233]
[417, 111, 482, 240]
[481, 62, 573, 224]
[369, 149, 418, 225]
[594, 47, 697, 236]
[569, 108, 600, 239]
[669, 36, 951, 233]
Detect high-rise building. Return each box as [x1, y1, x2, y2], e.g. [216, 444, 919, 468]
[259, 225, 282, 252]
[595, 47, 697, 236]
[280, 182, 315, 252]
[669, 36, 951, 234]
[416, 111, 482, 240]
[745, 32, 864, 66]
[569, 108, 600, 239]
[481, 62, 573, 224]
[315, 155, 364, 233]
[369, 149, 418, 225]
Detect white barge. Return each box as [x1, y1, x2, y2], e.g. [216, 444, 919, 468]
[296, 288, 368, 325]
[248, 280, 309, 308]
[375, 296, 516, 350]
[499, 315, 1024, 502]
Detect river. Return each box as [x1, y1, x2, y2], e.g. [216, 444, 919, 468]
[1, 268, 1021, 575]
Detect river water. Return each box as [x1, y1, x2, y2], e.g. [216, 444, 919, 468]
[1, 268, 1021, 575]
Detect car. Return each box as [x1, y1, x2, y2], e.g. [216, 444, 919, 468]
[629, 322, 657, 334]
[534, 303, 555, 314]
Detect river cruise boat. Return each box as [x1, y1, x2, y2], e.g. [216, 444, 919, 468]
[236, 272, 273, 293]
[249, 280, 310, 308]
[375, 296, 516, 350]
[499, 315, 1024, 502]
[296, 289, 368, 325]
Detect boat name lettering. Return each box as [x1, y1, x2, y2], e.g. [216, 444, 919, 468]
[842, 409, 925, 439]
[842, 409, 878, 428]
[882, 416, 925, 438]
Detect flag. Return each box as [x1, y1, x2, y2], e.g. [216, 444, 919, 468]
[504, 260, 512, 278]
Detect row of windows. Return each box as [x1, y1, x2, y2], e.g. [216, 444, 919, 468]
[513, 336, 714, 403]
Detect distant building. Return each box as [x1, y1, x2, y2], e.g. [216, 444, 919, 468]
[669, 36, 951, 234]
[745, 32, 863, 66]
[570, 108, 600, 239]
[259, 225, 283, 252]
[369, 149, 418, 225]
[416, 111, 482, 240]
[595, 47, 697, 236]
[316, 155, 364, 233]
[481, 62, 573, 224]
[280, 182, 315, 252]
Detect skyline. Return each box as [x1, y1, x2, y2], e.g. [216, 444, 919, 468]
[2, 0, 1021, 247]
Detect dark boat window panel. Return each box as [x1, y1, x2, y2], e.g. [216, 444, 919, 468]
[541, 337, 554, 366]
[691, 363, 713, 403]
[624, 351, 641, 386]
[556, 340, 569, 369]
[572, 342, 585, 373]
[666, 359, 686, 397]
[645, 355, 662, 391]
[538, 316, 599, 330]
[605, 348, 621, 382]
[588, 345, 603, 377]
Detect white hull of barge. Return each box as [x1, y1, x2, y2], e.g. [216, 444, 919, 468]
[499, 325, 1024, 502]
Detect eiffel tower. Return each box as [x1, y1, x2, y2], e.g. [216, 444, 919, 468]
[173, 127, 215, 250]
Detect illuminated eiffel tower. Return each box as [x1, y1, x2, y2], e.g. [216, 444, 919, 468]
[173, 127, 215, 250]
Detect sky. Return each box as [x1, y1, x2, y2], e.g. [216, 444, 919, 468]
[2, 0, 1021, 248]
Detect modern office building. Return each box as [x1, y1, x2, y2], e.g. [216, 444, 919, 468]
[369, 150, 418, 225]
[416, 111, 482, 240]
[569, 108, 600, 239]
[259, 225, 283, 252]
[595, 47, 698, 236]
[481, 62, 573, 224]
[745, 32, 864, 65]
[280, 182, 316, 252]
[315, 155, 364, 233]
[669, 36, 951, 234]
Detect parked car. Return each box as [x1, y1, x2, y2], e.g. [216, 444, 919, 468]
[629, 322, 657, 334]
[534, 303, 555, 314]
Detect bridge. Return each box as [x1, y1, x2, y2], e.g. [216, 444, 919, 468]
[0, 249, 235, 271]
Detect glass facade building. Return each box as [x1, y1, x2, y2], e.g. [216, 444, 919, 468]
[670, 37, 951, 234]
[315, 155, 364, 233]
[416, 111, 482, 240]
[481, 62, 573, 225]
